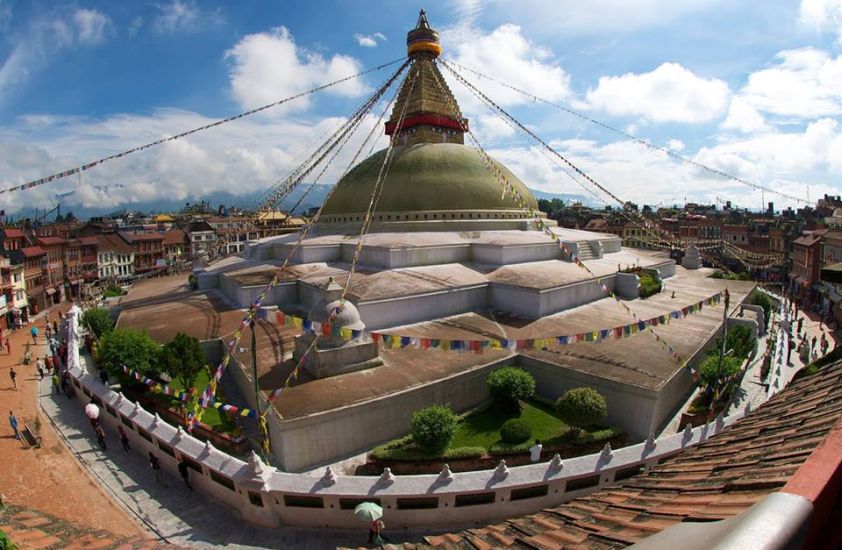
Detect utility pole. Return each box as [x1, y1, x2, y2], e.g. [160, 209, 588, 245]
[249, 319, 264, 460]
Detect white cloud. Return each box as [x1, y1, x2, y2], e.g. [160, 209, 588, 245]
[446, 23, 572, 109]
[725, 48, 842, 124]
[0, 107, 391, 215]
[800, 0, 842, 43]
[152, 0, 223, 35]
[722, 97, 771, 133]
[225, 26, 366, 111]
[584, 63, 730, 123]
[354, 32, 386, 47]
[666, 139, 685, 152]
[0, 8, 112, 102]
[73, 9, 110, 44]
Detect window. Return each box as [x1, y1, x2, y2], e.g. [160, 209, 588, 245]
[248, 491, 264, 507]
[283, 495, 324, 508]
[566, 475, 600, 491]
[157, 441, 175, 457]
[510, 485, 549, 501]
[210, 470, 235, 490]
[455, 492, 495, 507]
[396, 497, 438, 510]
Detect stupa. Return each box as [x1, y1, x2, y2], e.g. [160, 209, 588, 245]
[177, 11, 756, 471]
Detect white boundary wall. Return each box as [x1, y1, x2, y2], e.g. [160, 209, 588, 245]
[67, 358, 748, 530]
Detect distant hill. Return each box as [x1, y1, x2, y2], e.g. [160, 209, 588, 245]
[10, 184, 597, 222]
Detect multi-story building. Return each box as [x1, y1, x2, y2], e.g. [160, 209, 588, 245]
[37, 236, 65, 306]
[162, 230, 188, 264]
[20, 245, 46, 315]
[119, 231, 164, 273]
[790, 229, 828, 302]
[206, 216, 259, 254]
[96, 233, 135, 281]
[64, 237, 99, 298]
[821, 230, 842, 266]
[187, 220, 217, 259]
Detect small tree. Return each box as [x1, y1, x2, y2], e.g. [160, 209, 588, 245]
[158, 333, 206, 391]
[555, 387, 607, 435]
[697, 354, 742, 390]
[411, 404, 457, 453]
[96, 328, 161, 379]
[486, 367, 536, 411]
[82, 308, 114, 339]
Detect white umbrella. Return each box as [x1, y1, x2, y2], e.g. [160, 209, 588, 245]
[84, 403, 100, 420]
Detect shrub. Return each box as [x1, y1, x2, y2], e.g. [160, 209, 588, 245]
[103, 283, 124, 298]
[638, 269, 662, 298]
[188, 273, 198, 290]
[96, 327, 161, 379]
[82, 308, 114, 339]
[0, 529, 18, 550]
[489, 440, 533, 455]
[748, 290, 772, 320]
[411, 405, 457, 453]
[555, 387, 608, 433]
[486, 367, 536, 410]
[500, 418, 532, 444]
[712, 324, 756, 361]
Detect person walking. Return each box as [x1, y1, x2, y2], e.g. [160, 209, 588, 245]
[36, 357, 45, 380]
[8, 411, 20, 441]
[8, 367, 16, 390]
[4, 338, 10, 356]
[149, 452, 165, 486]
[99, 368, 109, 386]
[117, 425, 131, 454]
[30, 325, 38, 344]
[95, 425, 107, 451]
[177, 457, 192, 489]
[821, 333, 830, 356]
[51, 372, 60, 394]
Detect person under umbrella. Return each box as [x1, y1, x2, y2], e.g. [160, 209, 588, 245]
[354, 501, 387, 545]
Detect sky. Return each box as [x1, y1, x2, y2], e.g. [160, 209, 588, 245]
[0, 0, 841, 216]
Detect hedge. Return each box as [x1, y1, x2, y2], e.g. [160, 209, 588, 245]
[370, 445, 485, 461]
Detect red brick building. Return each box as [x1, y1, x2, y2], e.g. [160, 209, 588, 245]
[21, 246, 46, 314]
[119, 232, 164, 273]
[37, 236, 66, 306]
[790, 229, 828, 301]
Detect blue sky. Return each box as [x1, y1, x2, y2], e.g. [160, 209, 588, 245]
[0, 0, 841, 215]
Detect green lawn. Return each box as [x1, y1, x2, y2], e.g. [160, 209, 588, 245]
[451, 400, 569, 448]
[153, 369, 237, 433]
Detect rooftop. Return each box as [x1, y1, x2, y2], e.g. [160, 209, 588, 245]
[119, 231, 164, 242]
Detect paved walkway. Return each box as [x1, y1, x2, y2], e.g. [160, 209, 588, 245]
[37, 354, 424, 549]
[0, 304, 144, 541]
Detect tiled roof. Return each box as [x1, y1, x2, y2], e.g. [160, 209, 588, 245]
[36, 236, 66, 246]
[95, 233, 133, 254]
[119, 231, 164, 242]
[162, 229, 187, 245]
[1, 228, 25, 239]
[424, 361, 842, 550]
[78, 236, 99, 247]
[21, 246, 46, 258]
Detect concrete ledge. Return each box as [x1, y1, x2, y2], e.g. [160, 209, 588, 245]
[66, 358, 747, 530]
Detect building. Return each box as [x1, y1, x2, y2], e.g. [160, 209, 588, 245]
[2, 258, 27, 328]
[206, 216, 259, 254]
[187, 220, 217, 259]
[790, 229, 828, 302]
[162, 229, 188, 265]
[20, 245, 46, 314]
[65, 237, 99, 298]
[96, 233, 135, 281]
[36, 236, 66, 306]
[119, 231, 164, 273]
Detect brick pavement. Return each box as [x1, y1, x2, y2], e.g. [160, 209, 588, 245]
[0, 304, 144, 541]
